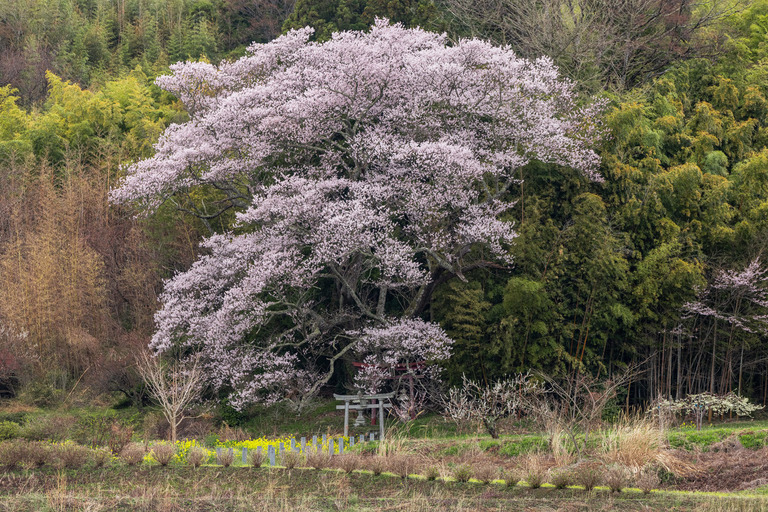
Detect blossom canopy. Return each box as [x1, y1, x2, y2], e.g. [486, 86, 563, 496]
[111, 20, 602, 409]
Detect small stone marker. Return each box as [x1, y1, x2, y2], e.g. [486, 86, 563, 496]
[216, 447, 222, 464]
[279, 442, 284, 454]
[350, 437, 355, 448]
[312, 435, 317, 448]
[268, 445, 276, 466]
[328, 439, 334, 455]
[359, 434, 364, 444]
[322, 434, 327, 443]
[301, 437, 306, 451]
[370, 433, 375, 442]
[242, 447, 248, 464]
[290, 439, 296, 450]
[339, 438, 344, 454]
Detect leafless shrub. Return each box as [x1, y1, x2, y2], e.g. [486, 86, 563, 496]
[443, 373, 543, 438]
[368, 455, 385, 476]
[605, 464, 629, 492]
[55, 442, 90, 469]
[281, 450, 303, 469]
[502, 469, 520, 487]
[151, 443, 176, 466]
[22, 440, 50, 468]
[576, 464, 602, 491]
[474, 463, 498, 484]
[549, 468, 571, 489]
[452, 463, 473, 483]
[307, 449, 331, 469]
[635, 466, 660, 494]
[335, 454, 359, 474]
[219, 448, 235, 467]
[387, 455, 416, 479]
[108, 423, 133, 455]
[423, 465, 440, 481]
[247, 448, 265, 468]
[0, 440, 25, 469]
[120, 443, 145, 466]
[523, 455, 547, 489]
[92, 447, 112, 468]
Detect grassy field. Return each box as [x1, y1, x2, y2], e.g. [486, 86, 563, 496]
[2, 400, 768, 510]
[2, 464, 768, 512]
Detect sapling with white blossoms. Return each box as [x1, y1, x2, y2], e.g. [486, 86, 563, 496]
[111, 20, 602, 409]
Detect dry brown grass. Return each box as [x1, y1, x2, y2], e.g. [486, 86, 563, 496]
[334, 454, 359, 474]
[386, 455, 417, 479]
[150, 443, 176, 466]
[187, 446, 208, 468]
[473, 463, 498, 484]
[281, 450, 303, 469]
[92, 447, 112, 468]
[635, 466, 660, 494]
[368, 455, 385, 476]
[306, 449, 332, 470]
[575, 464, 602, 491]
[549, 468, 571, 489]
[120, 443, 145, 466]
[522, 454, 547, 489]
[219, 448, 235, 467]
[604, 464, 630, 492]
[55, 442, 90, 469]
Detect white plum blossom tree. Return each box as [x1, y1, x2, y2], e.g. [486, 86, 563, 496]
[111, 20, 603, 409]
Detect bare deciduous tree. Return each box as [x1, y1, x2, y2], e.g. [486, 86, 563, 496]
[437, 0, 745, 90]
[135, 352, 202, 443]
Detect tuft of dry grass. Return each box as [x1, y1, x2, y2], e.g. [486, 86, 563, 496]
[452, 463, 473, 483]
[334, 454, 359, 474]
[22, 440, 51, 469]
[281, 450, 303, 469]
[523, 454, 547, 489]
[0, 440, 26, 469]
[151, 443, 176, 466]
[219, 448, 235, 467]
[386, 455, 417, 479]
[575, 464, 602, 491]
[306, 449, 332, 470]
[473, 463, 498, 484]
[55, 442, 90, 469]
[120, 443, 145, 466]
[187, 446, 208, 468]
[422, 464, 440, 481]
[502, 468, 521, 487]
[635, 466, 660, 494]
[92, 447, 112, 468]
[604, 464, 629, 492]
[549, 468, 571, 489]
[368, 455, 385, 476]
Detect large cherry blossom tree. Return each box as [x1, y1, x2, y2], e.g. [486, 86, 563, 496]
[111, 20, 602, 409]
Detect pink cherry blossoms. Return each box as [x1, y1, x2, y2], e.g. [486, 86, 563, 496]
[111, 20, 602, 408]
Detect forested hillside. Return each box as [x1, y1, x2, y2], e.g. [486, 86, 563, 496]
[0, 0, 767, 412]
